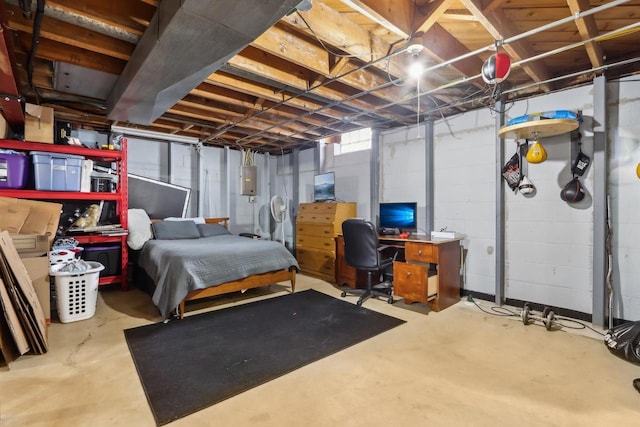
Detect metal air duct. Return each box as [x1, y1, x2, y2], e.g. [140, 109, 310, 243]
[106, 0, 303, 125]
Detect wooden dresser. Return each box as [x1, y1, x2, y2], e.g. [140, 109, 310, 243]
[296, 202, 357, 282]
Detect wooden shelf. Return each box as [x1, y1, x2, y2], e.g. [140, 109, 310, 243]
[498, 119, 579, 140]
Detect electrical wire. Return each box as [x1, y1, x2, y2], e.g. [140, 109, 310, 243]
[466, 295, 607, 336]
[468, 297, 519, 317]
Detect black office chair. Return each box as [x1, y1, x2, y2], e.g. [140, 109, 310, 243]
[341, 218, 395, 306]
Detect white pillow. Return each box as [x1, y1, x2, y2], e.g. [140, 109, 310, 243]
[163, 216, 206, 224]
[127, 209, 153, 250]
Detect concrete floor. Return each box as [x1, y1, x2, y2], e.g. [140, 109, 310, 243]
[1, 275, 639, 427]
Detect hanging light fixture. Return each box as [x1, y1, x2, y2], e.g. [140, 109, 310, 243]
[407, 43, 424, 79]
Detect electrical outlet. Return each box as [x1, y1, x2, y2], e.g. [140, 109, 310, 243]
[249, 196, 255, 203]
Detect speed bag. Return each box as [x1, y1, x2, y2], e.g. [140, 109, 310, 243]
[518, 175, 535, 195]
[526, 141, 547, 164]
[482, 53, 511, 84]
[560, 176, 585, 203]
[604, 321, 640, 365]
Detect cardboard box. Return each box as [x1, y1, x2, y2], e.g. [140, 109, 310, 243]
[0, 197, 62, 247]
[0, 231, 48, 353]
[0, 113, 8, 138]
[24, 103, 54, 144]
[21, 256, 51, 325]
[0, 204, 32, 234]
[10, 234, 49, 256]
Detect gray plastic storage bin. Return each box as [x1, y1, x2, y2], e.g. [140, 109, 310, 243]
[31, 151, 84, 191]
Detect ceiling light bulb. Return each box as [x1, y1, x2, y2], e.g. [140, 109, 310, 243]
[408, 57, 424, 79]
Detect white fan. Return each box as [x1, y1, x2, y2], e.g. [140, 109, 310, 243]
[270, 195, 287, 244]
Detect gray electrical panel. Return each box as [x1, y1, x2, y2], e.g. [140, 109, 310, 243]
[241, 165, 257, 195]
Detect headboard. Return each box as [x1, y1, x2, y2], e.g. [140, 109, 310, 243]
[205, 217, 229, 228]
[149, 217, 230, 229]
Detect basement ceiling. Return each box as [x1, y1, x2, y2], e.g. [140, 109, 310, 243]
[2, 0, 639, 154]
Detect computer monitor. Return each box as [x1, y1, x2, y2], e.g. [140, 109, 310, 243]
[314, 171, 335, 202]
[379, 202, 418, 231]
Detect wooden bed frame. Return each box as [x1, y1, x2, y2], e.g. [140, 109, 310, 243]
[173, 217, 297, 318]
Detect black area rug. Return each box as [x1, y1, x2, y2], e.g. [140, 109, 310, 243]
[124, 289, 405, 425]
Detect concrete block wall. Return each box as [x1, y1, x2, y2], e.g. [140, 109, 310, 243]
[127, 137, 167, 181]
[198, 146, 225, 219]
[431, 110, 497, 296]
[377, 78, 640, 320]
[608, 78, 640, 320]
[380, 126, 425, 227]
[323, 145, 372, 218]
[501, 86, 595, 313]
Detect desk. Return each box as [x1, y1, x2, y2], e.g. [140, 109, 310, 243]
[335, 235, 462, 312]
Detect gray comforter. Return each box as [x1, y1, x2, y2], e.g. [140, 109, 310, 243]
[138, 235, 299, 318]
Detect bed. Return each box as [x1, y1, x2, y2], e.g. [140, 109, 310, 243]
[134, 216, 298, 319]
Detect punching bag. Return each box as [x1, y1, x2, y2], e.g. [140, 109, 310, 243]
[560, 176, 585, 203]
[482, 53, 511, 84]
[526, 141, 548, 164]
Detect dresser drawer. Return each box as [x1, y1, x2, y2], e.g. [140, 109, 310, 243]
[297, 212, 336, 224]
[296, 234, 335, 251]
[405, 242, 438, 263]
[299, 203, 337, 215]
[296, 223, 334, 238]
[297, 248, 335, 275]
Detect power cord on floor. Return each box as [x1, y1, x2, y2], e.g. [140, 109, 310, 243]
[465, 295, 606, 336]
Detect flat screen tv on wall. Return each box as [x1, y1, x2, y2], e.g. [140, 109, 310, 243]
[313, 172, 335, 202]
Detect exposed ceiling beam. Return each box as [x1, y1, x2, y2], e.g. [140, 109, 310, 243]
[5, 3, 135, 61]
[566, 0, 605, 69]
[11, 32, 126, 76]
[251, 23, 417, 116]
[458, 0, 553, 92]
[330, 0, 485, 89]
[340, 0, 412, 38]
[282, 2, 474, 102]
[414, 0, 455, 34]
[205, 72, 355, 123]
[46, 0, 155, 35]
[0, 18, 25, 127]
[225, 47, 411, 124]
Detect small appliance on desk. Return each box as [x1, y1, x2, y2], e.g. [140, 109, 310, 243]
[430, 230, 458, 239]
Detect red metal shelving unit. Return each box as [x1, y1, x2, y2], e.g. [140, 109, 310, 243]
[0, 138, 129, 290]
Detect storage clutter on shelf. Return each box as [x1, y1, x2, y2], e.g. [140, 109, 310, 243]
[0, 147, 119, 193]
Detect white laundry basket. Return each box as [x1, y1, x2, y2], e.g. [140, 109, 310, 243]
[50, 261, 104, 323]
